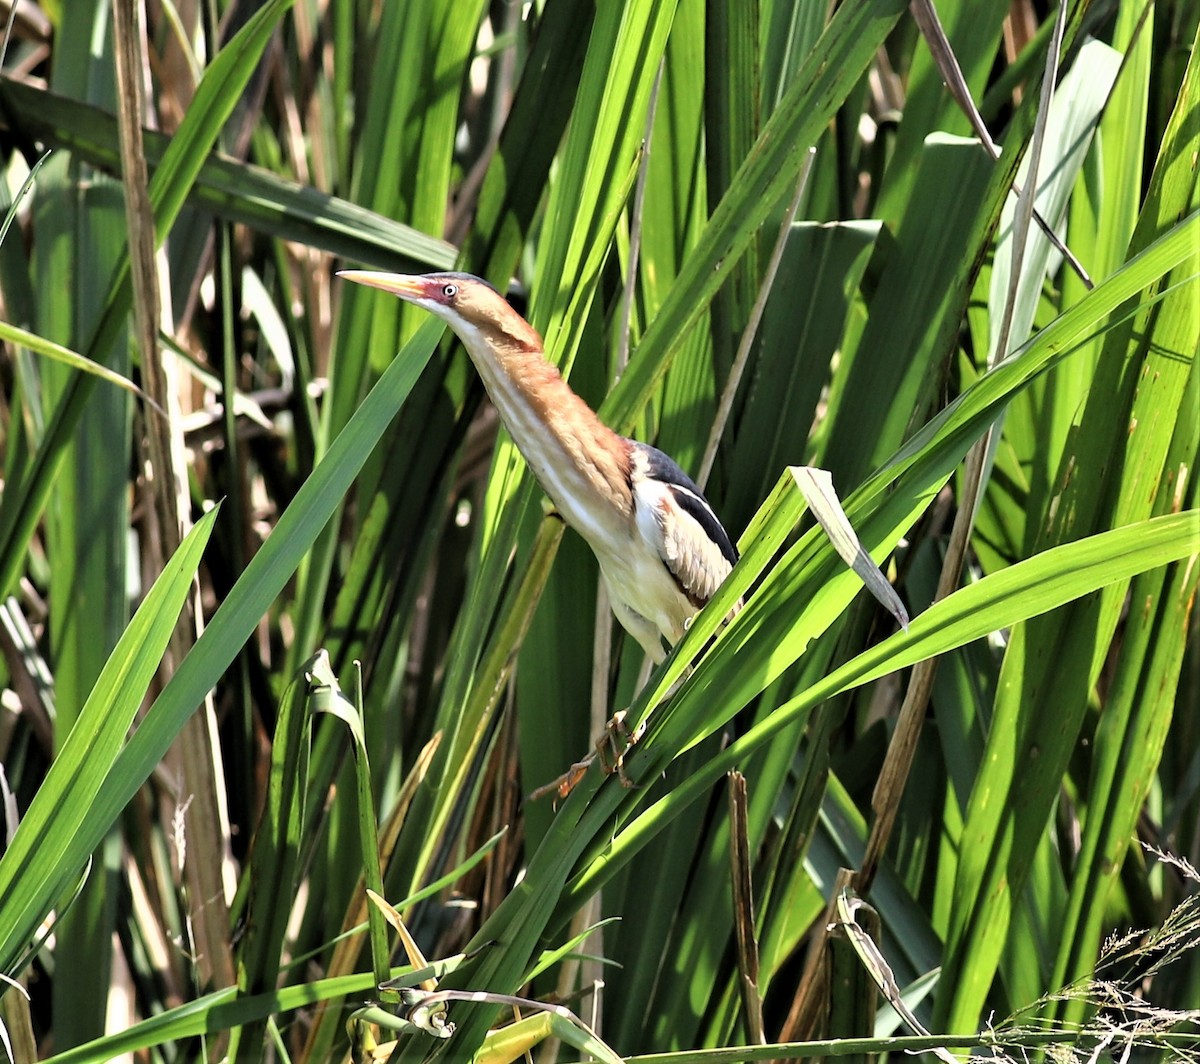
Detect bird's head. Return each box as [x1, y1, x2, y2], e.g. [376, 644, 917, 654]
[337, 270, 532, 349]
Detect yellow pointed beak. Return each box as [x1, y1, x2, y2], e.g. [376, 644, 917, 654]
[337, 270, 428, 300]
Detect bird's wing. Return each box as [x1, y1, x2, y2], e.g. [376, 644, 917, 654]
[631, 444, 738, 609]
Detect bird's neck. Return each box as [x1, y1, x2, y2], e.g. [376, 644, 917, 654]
[454, 323, 633, 541]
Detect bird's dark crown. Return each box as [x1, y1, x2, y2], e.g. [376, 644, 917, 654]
[425, 271, 500, 295]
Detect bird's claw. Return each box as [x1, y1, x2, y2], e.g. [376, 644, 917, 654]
[528, 711, 647, 803]
[595, 711, 644, 788]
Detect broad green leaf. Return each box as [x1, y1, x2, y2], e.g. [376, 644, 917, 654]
[0, 79, 457, 274]
[0, 508, 218, 975]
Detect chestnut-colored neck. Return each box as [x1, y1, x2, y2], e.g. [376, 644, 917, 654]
[452, 319, 633, 545]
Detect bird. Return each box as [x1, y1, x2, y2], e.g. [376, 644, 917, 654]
[337, 270, 739, 666]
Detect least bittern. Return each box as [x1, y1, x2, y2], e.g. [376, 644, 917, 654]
[339, 271, 738, 786]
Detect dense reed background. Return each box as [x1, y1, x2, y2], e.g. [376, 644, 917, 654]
[0, 0, 1196, 1060]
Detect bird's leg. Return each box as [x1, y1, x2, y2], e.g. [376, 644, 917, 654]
[593, 632, 697, 785]
[527, 752, 595, 804]
[528, 667, 690, 803]
[526, 714, 641, 803]
[603, 660, 694, 778]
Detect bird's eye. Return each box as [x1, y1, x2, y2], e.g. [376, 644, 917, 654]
[442, 283, 458, 299]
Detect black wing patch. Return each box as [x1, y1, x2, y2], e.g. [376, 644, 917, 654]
[637, 444, 739, 567]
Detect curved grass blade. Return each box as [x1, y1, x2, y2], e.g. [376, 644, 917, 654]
[0, 320, 161, 414]
[567, 510, 1198, 907]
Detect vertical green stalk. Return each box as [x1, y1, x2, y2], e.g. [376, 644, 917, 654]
[38, 4, 128, 1047]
